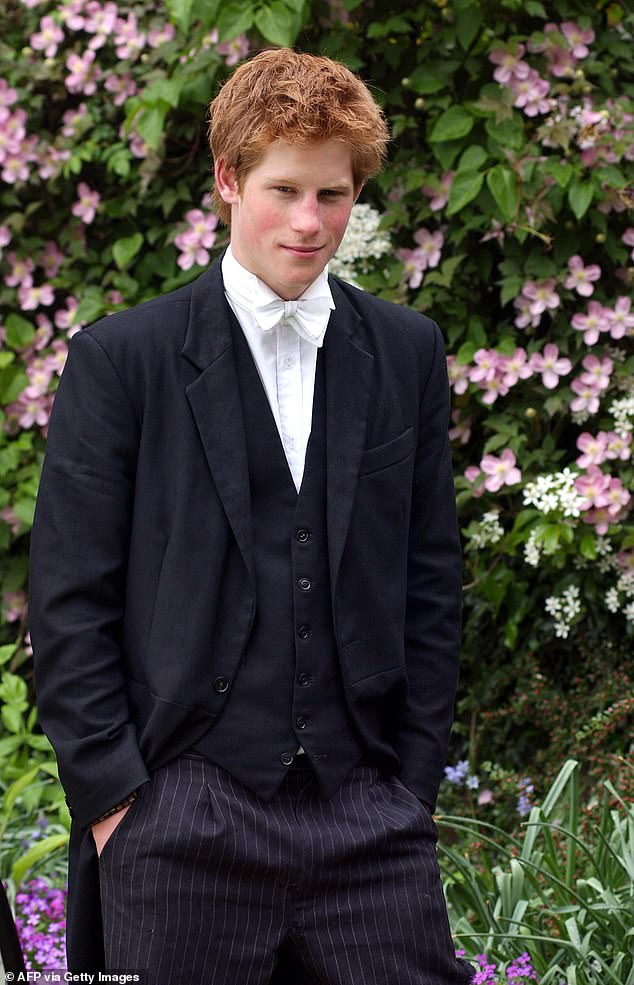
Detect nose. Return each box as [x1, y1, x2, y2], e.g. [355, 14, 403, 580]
[290, 195, 321, 237]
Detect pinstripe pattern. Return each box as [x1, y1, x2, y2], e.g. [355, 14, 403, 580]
[99, 754, 473, 984]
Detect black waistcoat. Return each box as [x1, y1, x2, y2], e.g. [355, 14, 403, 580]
[194, 316, 365, 799]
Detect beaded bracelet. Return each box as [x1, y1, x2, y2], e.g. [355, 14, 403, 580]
[93, 789, 138, 824]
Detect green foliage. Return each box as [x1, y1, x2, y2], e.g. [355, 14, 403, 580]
[439, 759, 634, 984]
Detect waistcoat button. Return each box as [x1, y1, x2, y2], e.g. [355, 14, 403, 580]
[296, 528, 310, 542]
[213, 676, 229, 693]
[298, 577, 311, 591]
[281, 752, 294, 766]
[296, 715, 309, 729]
[297, 625, 310, 639]
[298, 672, 310, 686]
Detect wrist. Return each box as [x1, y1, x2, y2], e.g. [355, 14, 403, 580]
[92, 789, 138, 825]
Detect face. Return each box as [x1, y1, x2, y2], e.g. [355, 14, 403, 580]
[215, 139, 359, 300]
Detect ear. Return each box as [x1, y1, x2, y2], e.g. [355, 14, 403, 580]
[214, 158, 241, 205]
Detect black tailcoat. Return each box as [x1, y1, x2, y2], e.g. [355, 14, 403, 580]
[28, 260, 463, 970]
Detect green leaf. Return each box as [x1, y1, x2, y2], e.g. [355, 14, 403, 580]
[1, 703, 23, 733]
[485, 114, 524, 151]
[1, 768, 39, 816]
[544, 159, 574, 189]
[446, 170, 484, 215]
[190, 0, 222, 28]
[0, 644, 16, 666]
[75, 287, 106, 326]
[255, 3, 296, 46]
[457, 145, 488, 172]
[164, 0, 194, 32]
[568, 179, 594, 220]
[217, 1, 254, 41]
[487, 165, 518, 221]
[429, 106, 474, 143]
[113, 233, 144, 271]
[135, 105, 167, 150]
[5, 314, 35, 349]
[456, 6, 482, 50]
[456, 341, 477, 365]
[11, 834, 69, 886]
[408, 63, 454, 95]
[579, 532, 597, 560]
[143, 77, 184, 109]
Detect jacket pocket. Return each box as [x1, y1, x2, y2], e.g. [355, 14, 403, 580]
[358, 427, 415, 476]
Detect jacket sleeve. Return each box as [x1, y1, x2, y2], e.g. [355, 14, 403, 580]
[395, 319, 462, 810]
[29, 329, 150, 829]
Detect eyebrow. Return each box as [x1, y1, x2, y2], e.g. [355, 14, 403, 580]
[267, 177, 354, 191]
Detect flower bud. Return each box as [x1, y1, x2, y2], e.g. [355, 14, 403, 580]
[415, 98, 426, 110]
[525, 407, 537, 419]
[401, 77, 411, 88]
[595, 233, 606, 243]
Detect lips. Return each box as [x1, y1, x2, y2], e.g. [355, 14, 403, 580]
[282, 245, 324, 254]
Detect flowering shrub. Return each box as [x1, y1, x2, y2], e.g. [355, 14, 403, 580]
[0, 0, 632, 864]
[12, 878, 66, 970]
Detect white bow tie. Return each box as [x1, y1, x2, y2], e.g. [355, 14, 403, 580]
[253, 295, 332, 346]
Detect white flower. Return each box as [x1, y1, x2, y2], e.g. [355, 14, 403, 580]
[522, 469, 584, 517]
[330, 204, 392, 284]
[469, 511, 504, 548]
[609, 395, 634, 436]
[605, 587, 620, 613]
[524, 530, 541, 567]
[624, 601, 634, 623]
[544, 584, 582, 638]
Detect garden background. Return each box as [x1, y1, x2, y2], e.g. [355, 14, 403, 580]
[0, 0, 633, 980]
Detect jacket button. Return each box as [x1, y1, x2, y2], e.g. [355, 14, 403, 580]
[298, 577, 311, 591]
[297, 672, 310, 686]
[281, 752, 294, 766]
[213, 676, 229, 693]
[296, 528, 310, 542]
[297, 625, 310, 639]
[296, 715, 309, 729]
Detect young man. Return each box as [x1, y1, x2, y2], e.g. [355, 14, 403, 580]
[29, 49, 474, 984]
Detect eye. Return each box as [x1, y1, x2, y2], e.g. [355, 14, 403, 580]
[275, 185, 294, 193]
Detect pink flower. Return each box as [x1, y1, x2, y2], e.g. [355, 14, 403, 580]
[4, 252, 34, 287]
[54, 295, 80, 330]
[469, 348, 498, 384]
[480, 449, 522, 492]
[571, 301, 610, 345]
[546, 45, 577, 79]
[84, 1, 118, 50]
[38, 146, 71, 180]
[500, 348, 533, 387]
[2, 153, 30, 184]
[114, 13, 146, 60]
[413, 227, 443, 268]
[30, 15, 65, 57]
[58, 0, 86, 30]
[446, 356, 470, 395]
[72, 182, 100, 224]
[25, 358, 53, 397]
[605, 297, 634, 340]
[514, 293, 539, 329]
[61, 103, 89, 137]
[104, 72, 137, 106]
[489, 45, 530, 84]
[623, 228, 634, 261]
[529, 343, 571, 389]
[175, 230, 211, 271]
[512, 69, 551, 116]
[464, 466, 481, 483]
[561, 21, 595, 58]
[570, 377, 600, 415]
[605, 478, 631, 517]
[522, 278, 560, 317]
[11, 390, 53, 429]
[575, 465, 610, 509]
[576, 432, 608, 468]
[0, 79, 18, 107]
[579, 353, 613, 391]
[605, 431, 631, 462]
[422, 171, 454, 211]
[148, 23, 176, 48]
[397, 248, 425, 289]
[481, 376, 509, 405]
[564, 255, 601, 297]
[449, 410, 471, 445]
[40, 240, 64, 278]
[65, 50, 101, 95]
[18, 282, 55, 310]
[0, 224, 10, 258]
[216, 34, 249, 66]
[43, 338, 69, 375]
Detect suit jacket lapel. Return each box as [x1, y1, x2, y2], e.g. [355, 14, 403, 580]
[181, 261, 255, 581]
[325, 280, 374, 589]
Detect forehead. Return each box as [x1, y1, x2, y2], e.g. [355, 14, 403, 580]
[246, 138, 355, 185]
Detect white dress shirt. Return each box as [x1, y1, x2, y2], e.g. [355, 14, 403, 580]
[221, 246, 335, 492]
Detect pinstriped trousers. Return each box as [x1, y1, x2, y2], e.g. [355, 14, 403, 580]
[98, 753, 474, 985]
